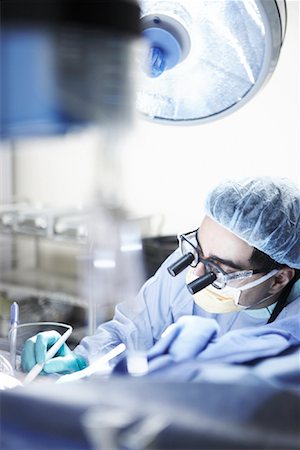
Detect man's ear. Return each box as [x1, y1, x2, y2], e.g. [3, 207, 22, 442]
[269, 267, 295, 294]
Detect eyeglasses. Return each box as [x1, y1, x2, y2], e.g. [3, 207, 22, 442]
[178, 229, 269, 289]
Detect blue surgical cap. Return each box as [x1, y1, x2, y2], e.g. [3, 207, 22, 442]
[205, 177, 300, 269]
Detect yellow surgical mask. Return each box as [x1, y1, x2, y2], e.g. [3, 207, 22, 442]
[186, 268, 278, 314]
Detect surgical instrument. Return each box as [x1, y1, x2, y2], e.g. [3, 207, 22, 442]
[56, 343, 126, 384]
[9, 302, 19, 370]
[24, 325, 73, 385]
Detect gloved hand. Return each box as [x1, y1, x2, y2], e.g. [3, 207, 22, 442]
[21, 330, 87, 374]
[147, 316, 219, 363]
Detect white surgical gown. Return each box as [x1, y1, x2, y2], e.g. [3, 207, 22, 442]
[74, 249, 300, 364]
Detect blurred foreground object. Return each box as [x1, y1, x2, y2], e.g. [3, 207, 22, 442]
[1, 375, 299, 449]
[1, 0, 141, 138]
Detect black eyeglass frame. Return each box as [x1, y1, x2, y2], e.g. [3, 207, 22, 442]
[178, 229, 270, 289]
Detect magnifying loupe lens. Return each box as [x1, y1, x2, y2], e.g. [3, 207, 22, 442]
[187, 272, 217, 294]
[167, 252, 195, 276]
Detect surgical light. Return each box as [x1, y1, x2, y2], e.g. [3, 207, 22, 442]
[137, 0, 287, 124]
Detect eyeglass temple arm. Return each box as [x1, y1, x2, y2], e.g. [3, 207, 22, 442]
[167, 253, 195, 277]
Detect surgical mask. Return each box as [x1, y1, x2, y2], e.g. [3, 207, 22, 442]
[186, 268, 279, 314]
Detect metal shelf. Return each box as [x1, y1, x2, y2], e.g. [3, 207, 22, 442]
[0, 268, 83, 304]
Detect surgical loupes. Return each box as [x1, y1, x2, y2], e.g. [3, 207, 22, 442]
[167, 251, 217, 294]
[187, 272, 217, 294]
[167, 253, 195, 276]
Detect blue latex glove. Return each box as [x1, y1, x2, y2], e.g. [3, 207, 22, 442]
[148, 316, 220, 363]
[21, 330, 87, 374]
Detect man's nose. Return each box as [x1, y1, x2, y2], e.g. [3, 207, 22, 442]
[193, 261, 206, 277]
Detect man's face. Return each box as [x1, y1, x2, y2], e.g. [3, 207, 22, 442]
[193, 216, 276, 308]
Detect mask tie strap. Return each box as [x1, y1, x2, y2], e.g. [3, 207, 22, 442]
[235, 269, 279, 308]
[239, 269, 279, 291]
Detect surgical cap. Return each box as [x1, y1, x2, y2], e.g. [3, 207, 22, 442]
[205, 177, 300, 269]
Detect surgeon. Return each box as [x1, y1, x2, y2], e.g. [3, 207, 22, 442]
[21, 177, 300, 375]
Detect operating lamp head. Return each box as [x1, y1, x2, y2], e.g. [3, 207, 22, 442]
[137, 0, 287, 124]
[141, 14, 191, 77]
